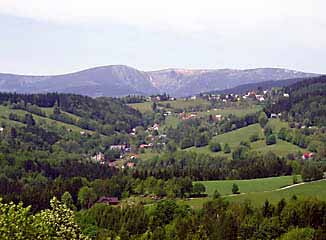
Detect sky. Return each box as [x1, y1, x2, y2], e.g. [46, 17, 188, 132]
[0, 0, 325, 75]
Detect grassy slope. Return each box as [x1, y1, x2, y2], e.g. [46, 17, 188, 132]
[181, 178, 326, 209]
[196, 175, 302, 196]
[198, 105, 262, 118]
[164, 99, 210, 109]
[128, 102, 153, 113]
[129, 99, 211, 114]
[0, 105, 91, 133]
[225, 180, 326, 205]
[40, 107, 81, 121]
[185, 120, 303, 157]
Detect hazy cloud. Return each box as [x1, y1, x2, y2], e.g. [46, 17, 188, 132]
[0, 0, 325, 74]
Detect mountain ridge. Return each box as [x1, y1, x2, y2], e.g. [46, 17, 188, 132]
[0, 65, 319, 97]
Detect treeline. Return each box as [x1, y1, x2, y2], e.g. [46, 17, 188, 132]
[133, 150, 292, 180]
[75, 197, 326, 240]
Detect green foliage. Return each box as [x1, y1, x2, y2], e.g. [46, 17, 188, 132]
[292, 175, 299, 184]
[266, 134, 277, 145]
[258, 111, 268, 128]
[180, 137, 194, 149]
[232, 145, 249, 160]
[0, 197, 88, 239]
[195, 133, 209, 148]
[267, 76, 326, 127]
[209, 140, 221, 152]
[193, 183, 206, 195]
[223, 143, 231, 153]
[264, 125, 273, 137]
[213, 190, 221, 199]
[78, 187, 97, 209]
[62, 191, 77, 211]
[279, 227, 315, 240]
[301, 162, 323, 182]
[166, 141, 177, 153]
[232, 183, 240, 194]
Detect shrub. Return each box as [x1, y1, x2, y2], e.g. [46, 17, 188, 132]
[223, 143, 231, 153]
[266, 134, 277, 145]
[209, 141, 222, 152]
[232, 183, 240, 194]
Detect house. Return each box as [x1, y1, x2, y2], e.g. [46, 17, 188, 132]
[179, 112, 197, 120]
[302, 152, 315, 160]
[153, 124, 159, 131]
[110, 144, 127, 152]
[97, 197, 119, 205]
[126, 162, 135, 168]
[159, 134, 167, 139]
[0, 127, 4, 133]
[108, 161, 117, 168]
[270, 113, 278, 118]
[215, 114, 222, 121]
[92, 152, 105, 162]
[283, 93, 290, 97]
[139, 143, 153, 149]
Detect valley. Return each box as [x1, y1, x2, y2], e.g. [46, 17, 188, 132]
[0, 75, 325, 239]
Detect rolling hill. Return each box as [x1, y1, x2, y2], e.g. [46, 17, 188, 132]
[0, 65, 318, 97]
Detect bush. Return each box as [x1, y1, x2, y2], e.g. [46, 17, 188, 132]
[213, 190, 221, 199]
[258, 112, 268, 128]
[180, 138, 194, 149]
[209, 141, 222, 152]
[232, 145, 249, 161]
[279, 227, 315, 240]
[195, 134, 209, 148]
[292, 175, 299, 184]
[301, 162, 323, 182]
[223, 143, 231, 153]
[266, 134, 277, 145]
[232, 183, 240, 194]
[193, 183, 206, 195]
[264, 126, 273, 137]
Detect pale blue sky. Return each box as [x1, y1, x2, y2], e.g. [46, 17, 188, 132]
[0, 0, 325, 75]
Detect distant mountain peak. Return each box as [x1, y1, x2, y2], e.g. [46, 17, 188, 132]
[0, 66, 319, 97]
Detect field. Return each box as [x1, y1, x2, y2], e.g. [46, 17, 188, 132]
[161, 98, 210, 110]
[185, 121, 304, 157]
[162, 115, 180, 129]
[198, 104, 262, 118]
[137, 149, 161, 161]
[266, 118, 290, 132]
[180, 177, 326, 209]
[196, 175, 301, 196]
[129, 99, 211, 113]
[128, 102, 153, 113]
[225, 179, 326, 205]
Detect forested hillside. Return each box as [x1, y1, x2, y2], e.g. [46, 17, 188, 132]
[0, 92, 147, 211]
[0, 90, 325, 239]
[265, 75, 326, 126]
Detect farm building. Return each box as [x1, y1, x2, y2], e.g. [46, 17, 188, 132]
[97, 197, 119, 205]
